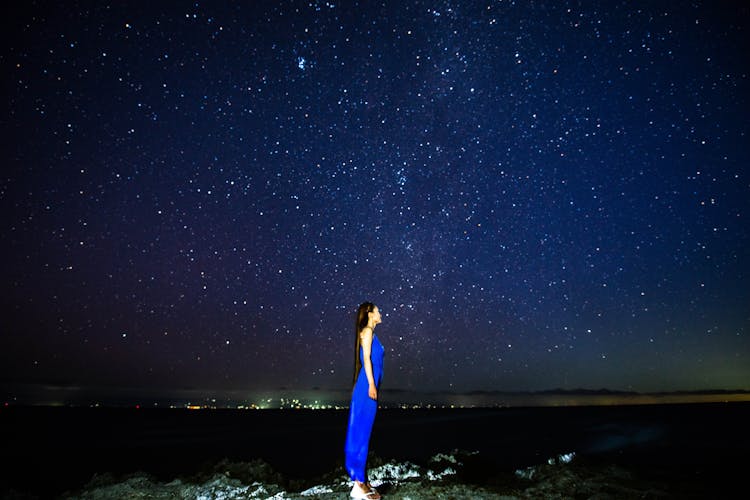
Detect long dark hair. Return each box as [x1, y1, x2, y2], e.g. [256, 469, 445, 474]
[353, 302, 375, 386]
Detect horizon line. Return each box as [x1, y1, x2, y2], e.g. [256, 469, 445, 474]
[2, 382, 750, 396]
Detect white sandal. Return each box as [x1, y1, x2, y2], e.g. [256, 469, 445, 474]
[350, 483, 381, 499]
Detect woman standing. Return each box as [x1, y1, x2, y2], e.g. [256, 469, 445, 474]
[344, 302, 384, 499]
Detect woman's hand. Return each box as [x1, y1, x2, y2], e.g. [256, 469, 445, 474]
[368, 384, 378, 400]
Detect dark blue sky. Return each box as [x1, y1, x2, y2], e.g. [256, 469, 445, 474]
[2, 1, 748, 399]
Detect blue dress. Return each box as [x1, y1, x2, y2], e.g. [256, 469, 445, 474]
[344, 334, 384, 482]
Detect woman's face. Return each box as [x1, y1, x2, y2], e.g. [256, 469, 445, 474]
[370, 306, 382, 325]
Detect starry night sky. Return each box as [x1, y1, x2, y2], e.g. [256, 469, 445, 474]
[2, 1, 748, 400]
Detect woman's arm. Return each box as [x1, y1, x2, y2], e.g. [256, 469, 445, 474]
[360, 327, 378, 400]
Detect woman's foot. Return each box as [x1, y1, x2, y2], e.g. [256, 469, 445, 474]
[351, 480, 381, 499]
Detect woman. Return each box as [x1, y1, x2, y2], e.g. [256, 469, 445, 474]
[344, 302, 384, 499]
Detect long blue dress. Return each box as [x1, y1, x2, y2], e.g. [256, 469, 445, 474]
[344, 333, 384, 482]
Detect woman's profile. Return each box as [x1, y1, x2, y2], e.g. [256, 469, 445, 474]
[344, 302, 384, 499]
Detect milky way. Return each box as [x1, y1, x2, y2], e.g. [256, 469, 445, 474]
[2, 1, 748, 398]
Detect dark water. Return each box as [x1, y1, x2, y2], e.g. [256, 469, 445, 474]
[1, 402, 748, 498]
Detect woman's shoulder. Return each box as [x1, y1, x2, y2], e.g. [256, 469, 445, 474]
[359, 326, 373, 339]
